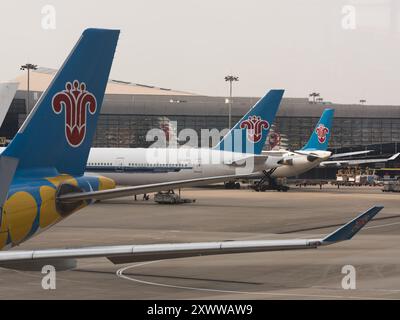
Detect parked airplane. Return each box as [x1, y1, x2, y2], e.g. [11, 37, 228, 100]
[256, 109, 399, 190]
[86, 89, 285, 188]
[0, 28, 382, 270]
[265, 108, 336, 180]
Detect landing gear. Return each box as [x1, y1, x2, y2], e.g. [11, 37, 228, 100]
[134, 194, 150, 201]
[224, 181, 241, 189]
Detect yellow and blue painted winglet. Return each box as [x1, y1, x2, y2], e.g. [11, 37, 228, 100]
[322, 206, 384, 244]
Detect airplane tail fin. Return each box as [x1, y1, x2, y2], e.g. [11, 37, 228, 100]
[214, 89, 284, 155]
[3, 28, 120, 177]
[302, 108, 334, 151]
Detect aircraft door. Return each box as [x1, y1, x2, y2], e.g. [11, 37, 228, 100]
[193, 154, 202, 173]
[114, 157, 126, 173]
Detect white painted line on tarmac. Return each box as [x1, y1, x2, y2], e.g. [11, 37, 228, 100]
[116, 261, 392, 300]
[364, 222, 400, 230]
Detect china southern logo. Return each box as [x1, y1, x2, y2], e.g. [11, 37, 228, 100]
[351, 215, 370, 233]
[52, 80, 97, 147]
[315, 124, 330, 144]
[240, 115, 270, 143]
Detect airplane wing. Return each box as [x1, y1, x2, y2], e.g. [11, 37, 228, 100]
[59, 174, 258, 202]
[0, 206, 383, 266]
[320, 153, 400, 167]
[330, 150, 373, 159]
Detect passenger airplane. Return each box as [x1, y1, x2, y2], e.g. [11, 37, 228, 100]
[264, 109, 336, 180]
[257, 109, 400, 189]
[0, 28, 382, 270]
[86, 90, 285, 187]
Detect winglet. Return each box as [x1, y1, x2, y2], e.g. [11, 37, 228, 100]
[322, 206, 383, 244]
[389, 153, 400, 161]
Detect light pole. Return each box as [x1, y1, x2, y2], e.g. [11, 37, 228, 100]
[225, 75, 239, 128]
[20, 63, 38, 112]
[309, 92, 320, 104]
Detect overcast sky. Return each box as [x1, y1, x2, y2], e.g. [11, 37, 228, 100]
[1, 0, 400, 105]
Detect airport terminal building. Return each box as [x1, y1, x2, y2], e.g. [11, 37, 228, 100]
[3, 69, 400, 171]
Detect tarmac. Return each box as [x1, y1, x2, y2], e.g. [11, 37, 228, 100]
[1, 185, 400, 300]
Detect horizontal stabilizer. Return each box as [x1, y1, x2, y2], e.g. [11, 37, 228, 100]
[320, 153, 400, 167]
[330, 150, 373, 159]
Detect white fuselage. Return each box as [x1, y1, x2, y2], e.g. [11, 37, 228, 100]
[270, 150, 332, 178]
[86, 148, 282, 186]
[0, 147, 332, 183]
